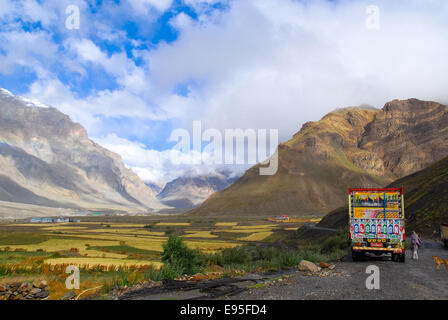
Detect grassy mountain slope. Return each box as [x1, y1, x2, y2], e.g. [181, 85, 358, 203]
[191, 99, 448, 217]
[301, 155, 448, 238]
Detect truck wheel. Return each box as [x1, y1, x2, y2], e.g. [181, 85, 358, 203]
[358, 251, 366, 261]
[399, 253, 405, 263]
[351, 249, 358, 262]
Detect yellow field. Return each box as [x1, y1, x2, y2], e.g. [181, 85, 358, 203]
[43, 233, 168, 252]
[184, 240, 240, 251]
[221, 228, 272, 233]
[232, 224, 276, 229]
[9, 223, 69, 227]
[45, 233, 239, 252]
[0, 238, 123, 257]
[237, 232, 273, 241]
[44, 257, 163, 269]
[102, 224, 147, 228]
[155, 222, 191, 226]
[0, 218, 302, 279]
[184, 231, 218, 238]
[74, 228, 165, 236]
[41, 226, 89, 231]
[215, 222, 238, 227]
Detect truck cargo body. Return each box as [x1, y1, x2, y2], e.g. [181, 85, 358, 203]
[349, 187, 405, 262]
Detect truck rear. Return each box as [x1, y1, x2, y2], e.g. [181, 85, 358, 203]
[349, 187, 405, 262]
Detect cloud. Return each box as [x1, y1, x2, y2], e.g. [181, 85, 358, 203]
[93, 133, 239, 184]
[128, 0, 174, 13]
[2, 0, 448, 184]
[146, 0, 448, 143]
[0, 29, 59, 76]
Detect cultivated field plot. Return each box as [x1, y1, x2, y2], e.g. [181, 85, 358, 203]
[0, 216, 316, 299]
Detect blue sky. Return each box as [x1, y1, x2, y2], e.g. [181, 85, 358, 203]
[0, 0, 226, 151]
[1, 0, 448, 184]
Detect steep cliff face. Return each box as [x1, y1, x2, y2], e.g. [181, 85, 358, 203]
[191, 99, 448, 217]
[0, 88, 167, 214]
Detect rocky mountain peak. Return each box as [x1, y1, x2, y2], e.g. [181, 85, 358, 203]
[191, 99, 448, 217]
[0, 88, 167, 218]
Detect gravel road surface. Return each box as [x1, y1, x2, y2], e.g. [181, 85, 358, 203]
[118, 240, 447, 300]
[228, 240, 448, 300]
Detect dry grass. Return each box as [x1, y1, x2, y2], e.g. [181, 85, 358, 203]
[103, 224, 147, 228]
[41, 226, 89, 231]
[218, 228, 273, 233]
[155, 222, 191, 226]
[215, 222, 238, 227]
[9, 223, 69, 227]
[237, 232, 273, 241]
[232, 224, 276, 229]
[76, 228, 165, 236]
[45, 234, 167, 252]
[0, 238, 121, 256]
[184, 240, 240, 251]
[43, 257, 163, 269]
[183, 231, 218, 238]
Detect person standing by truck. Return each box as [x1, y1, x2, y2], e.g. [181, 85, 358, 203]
[411, 231, 422, 260]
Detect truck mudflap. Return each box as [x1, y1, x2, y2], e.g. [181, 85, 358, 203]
[352, 246, 404, 253]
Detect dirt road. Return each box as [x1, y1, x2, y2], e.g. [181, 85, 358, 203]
[229, 240, 448, 300]
[119, 240, 447, 300]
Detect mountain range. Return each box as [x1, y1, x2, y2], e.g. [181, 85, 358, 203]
[0, 88, 167, 218]
[156, 169, 239, 208]
[2, 87, 448, 226]
[190, 99, 448, 217]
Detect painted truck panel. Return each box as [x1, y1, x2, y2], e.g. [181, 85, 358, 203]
[349, 187, 405, 255]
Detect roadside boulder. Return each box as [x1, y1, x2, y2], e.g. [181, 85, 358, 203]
[298, 260, 320, 273]
[34, 290, 49, 299]
[30, 288, 42, 295]
[60, 291, 76, 300]
[37, 280, 48, 289]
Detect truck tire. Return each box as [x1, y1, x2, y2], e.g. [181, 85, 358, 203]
[351, 249, 359, 262]
[399, 253, 405, 263]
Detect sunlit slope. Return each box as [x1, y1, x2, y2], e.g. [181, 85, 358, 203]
[191, 99, 448, 217]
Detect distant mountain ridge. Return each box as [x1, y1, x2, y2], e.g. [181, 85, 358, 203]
[190, 99, 448, 217]
[0, 88, 168, 217]
[157, 169, 239, 208]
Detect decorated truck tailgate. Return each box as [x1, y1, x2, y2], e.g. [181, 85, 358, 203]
[349, 187, 405, 262]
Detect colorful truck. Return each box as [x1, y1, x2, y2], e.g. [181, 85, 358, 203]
[349, 187, 405, 262]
